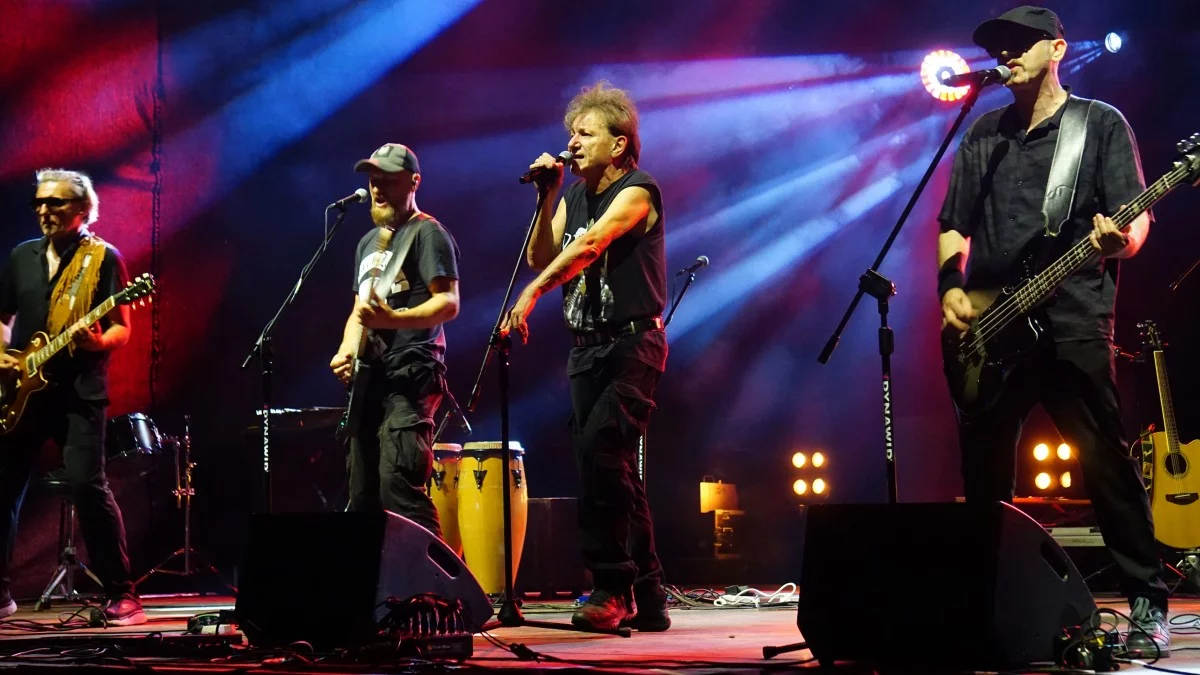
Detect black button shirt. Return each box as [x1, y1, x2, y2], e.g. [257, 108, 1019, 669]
[938, 92, 1151, 341]
[0, 234, 129, 400]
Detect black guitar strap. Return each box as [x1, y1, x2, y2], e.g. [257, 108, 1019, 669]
[1042, 95, 1094, 238]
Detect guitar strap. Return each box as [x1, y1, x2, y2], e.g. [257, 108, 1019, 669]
[1041, 95, 1094, 238]
[46, 231, 108, 351]
[363, 216, 421, 354]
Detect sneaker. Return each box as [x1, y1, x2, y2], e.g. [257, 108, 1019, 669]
[1126, 596, 1170, 658]
[571, 589, 633, 631]
[0, 587, 15, 620]
[103, 595, 146, 627]
[623, 585, 671, 632]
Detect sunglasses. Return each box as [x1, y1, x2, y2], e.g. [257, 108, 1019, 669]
[29, 196, 82, 210]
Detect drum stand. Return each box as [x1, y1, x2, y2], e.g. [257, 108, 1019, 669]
[466, 183, 629, 637]
[135, 416, 234, 592]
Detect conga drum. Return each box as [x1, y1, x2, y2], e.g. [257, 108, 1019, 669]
[429, 443, 463, 556]
[459, 441, 528, 594]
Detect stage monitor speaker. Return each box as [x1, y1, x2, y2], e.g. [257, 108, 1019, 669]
[797, 501, 1096, 670]
[235, 511, 492, 648]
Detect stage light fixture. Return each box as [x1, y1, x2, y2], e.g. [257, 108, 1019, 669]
[1033, 443, 1050, 461]
[794, 479, 808, 496]
[812, 452, 825, 468]
[813, 478, 827, 495]
[1060, 472, 1072, 489]
[920, 49, 970, 102]
[792, 452, 807, 468]
[1035, 472, 1052, 490]
[1057, 443, 1072, 461]
[1104, 32, 1123, 54]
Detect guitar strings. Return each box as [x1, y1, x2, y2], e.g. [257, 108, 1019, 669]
[958, 164, 1188, 359]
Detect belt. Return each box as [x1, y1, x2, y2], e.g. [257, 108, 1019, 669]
[571, 316, 663, 347]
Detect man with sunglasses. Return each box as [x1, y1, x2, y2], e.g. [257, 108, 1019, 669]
[937, 6, 1169, 656]
[0, 169, 144, 625]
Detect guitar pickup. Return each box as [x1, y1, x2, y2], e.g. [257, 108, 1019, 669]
[1166, 493, 1199, 505]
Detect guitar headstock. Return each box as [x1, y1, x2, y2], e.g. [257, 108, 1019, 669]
[118, 273, 156, 307]
[1177, 133, 1200, 187]
[1138, 319, 1164, 352]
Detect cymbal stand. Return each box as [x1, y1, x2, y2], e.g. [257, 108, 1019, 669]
[135, 415, 234, 592]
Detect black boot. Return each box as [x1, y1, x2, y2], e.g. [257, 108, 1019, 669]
[623, 583, 670, 632]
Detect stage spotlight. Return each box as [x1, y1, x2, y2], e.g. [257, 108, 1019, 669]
[813, 478, 827, 495]
[1061, 472, 1072, 489]
[794, 479, 809, 496]
[1105, 32, 1123, 54]
[792, 452, 807, 468]
[920, 49, 970, 102]
[1033, 443, 1050, 461]
[1035, 472, 1052, 490]
[1057, 443, 1072, 461]
[812, 452, 825, 468]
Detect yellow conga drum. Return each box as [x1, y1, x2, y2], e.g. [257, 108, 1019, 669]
[429, 443, 463, 556]
[459, 441, 528, 594]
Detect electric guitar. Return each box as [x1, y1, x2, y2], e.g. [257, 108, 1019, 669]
[339, 225, 396, 439]
[1139, 320, 1200, 549]
[944, 134, 1200, 418]
[0, 273, 155, 434]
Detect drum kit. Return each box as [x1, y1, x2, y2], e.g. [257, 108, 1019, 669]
[429, 441, 528, 595]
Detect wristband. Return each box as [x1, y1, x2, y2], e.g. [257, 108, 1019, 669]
[937, 267, 964, 300]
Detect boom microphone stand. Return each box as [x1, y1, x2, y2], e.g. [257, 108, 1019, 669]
[816, 81, 988, 505]
[242, 204, 353, 513]
[466, 182, 630, 637]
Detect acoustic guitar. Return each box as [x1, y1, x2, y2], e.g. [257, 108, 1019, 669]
[1139, 320, 1200, 550]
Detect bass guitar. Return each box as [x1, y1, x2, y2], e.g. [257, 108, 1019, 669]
[944, 134, 1200, 418]
[339, 225, 396, 439]
[0, 273, 156, 434]
[1138, 320, 1200, 549]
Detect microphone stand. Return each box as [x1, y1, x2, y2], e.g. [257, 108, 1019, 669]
[816, 82, 986, 505]
[466, 182, 630, 637]
[242, 205, 352, 513]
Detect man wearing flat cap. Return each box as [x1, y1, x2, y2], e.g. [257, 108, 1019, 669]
[330, 143, 460, 538]
[937, 6, 1170, 655]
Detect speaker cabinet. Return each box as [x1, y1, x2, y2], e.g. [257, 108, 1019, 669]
[235, 511, 492, 648]
[797, 501, 1096, 670]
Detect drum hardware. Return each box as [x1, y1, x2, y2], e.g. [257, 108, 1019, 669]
[512, 468, 522, 490]
[135, 415, 234, 593]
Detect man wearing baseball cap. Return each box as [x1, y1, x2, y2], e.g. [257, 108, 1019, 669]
[330, 143, 460, 540]
[937, 6, 1170, 656]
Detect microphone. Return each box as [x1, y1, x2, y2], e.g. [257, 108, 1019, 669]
[676, 255, 709, 276]
[328, 188, 369, 210]
[940, 65, 1012, 89]
[520, 151, 574, 184]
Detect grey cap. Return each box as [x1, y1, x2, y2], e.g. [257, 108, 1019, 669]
[973, 5, 1065, 52]
[354, 143, 421, 174]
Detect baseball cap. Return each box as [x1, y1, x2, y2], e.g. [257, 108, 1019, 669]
[354, 143, 421, 174]
[973, 6, 1065, 52]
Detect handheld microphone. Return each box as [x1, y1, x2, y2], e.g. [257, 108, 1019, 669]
[520, 151, 574, 184]
[940, 66, 1012, 89]
[676, 255, 710, 276]
[328, 188, 369, 210]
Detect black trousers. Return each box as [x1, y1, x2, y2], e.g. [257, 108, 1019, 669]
[569, 354, 664, 594]
[346, 387, 442, 539]
[958, 338, 1168, 610]
[0, 389, 134, 598]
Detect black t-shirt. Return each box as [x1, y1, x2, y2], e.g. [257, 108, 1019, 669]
[352, 214, 459, 380]
[938, 93, 1150, 342]
[560, 169, 668, 375]
[0, 234, 130, 401]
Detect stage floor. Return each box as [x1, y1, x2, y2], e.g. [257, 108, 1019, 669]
[1, 592, 1199, 673]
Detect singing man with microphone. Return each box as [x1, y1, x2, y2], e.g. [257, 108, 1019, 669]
[936, 6, 1168, 654]
[329, 143, 460, 539]
[501, 82, 671, 632]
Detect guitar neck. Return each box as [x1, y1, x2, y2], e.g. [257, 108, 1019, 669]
[1013, 164, 1190, 312]
[31, 295, 119, 369]
[354, 226, 395, 360]
[1153, 349, 1181, 454]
